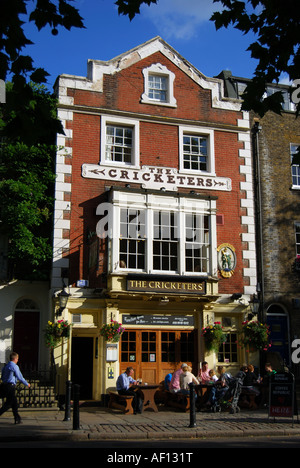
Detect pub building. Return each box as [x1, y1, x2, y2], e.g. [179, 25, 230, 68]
[51, 37, 257, 403]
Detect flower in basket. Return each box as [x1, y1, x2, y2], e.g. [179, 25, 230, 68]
[44, 320, 71, 349]
[100, 320, 125, 343]
[240, 320, 271, 351]
[202, 322, 227, 353]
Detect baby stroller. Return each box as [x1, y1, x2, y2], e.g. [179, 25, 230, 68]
[211, 372, 245, 414]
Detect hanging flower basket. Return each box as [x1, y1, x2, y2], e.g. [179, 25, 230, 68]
[44, 320, 71, 349]
[100, 320, 125, 343]
[202, 322, 227, 353]
[240, 320, 271, 351]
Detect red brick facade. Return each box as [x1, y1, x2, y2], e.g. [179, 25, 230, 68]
[51, 38, 257, 394]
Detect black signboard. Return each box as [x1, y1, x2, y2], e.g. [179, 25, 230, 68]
[269, 372, 295, 419]
[122, 314, 194, 327]
[126, 274, 206, 295]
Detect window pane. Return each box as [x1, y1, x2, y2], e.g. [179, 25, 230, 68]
[105, 125, 133, 163]
[183, 134, 208, 171]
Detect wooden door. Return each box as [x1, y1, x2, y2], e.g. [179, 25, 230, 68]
[71, 337, 94, 399]
[13, 311, 40, 369]
[120, 329, 196, 383]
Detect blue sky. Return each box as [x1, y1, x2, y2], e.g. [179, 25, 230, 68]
[23, 0, 259, 92]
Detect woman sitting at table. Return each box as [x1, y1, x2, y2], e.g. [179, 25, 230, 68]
[198, 361, 210, 383]
[180, 365, 199, 397]
[206, 366, 229, 407]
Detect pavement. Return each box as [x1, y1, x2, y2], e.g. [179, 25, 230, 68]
[0, 405, 299, 443]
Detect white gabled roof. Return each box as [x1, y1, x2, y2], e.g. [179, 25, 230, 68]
[56, 36, 241, 111]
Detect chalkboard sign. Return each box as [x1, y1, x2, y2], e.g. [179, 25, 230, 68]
[269, 372, 295, 419]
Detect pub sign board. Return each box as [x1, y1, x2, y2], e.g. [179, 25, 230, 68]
[269, 372, 295, 419]
[126, 275, 207, 295]
[122, 315, 194, 327]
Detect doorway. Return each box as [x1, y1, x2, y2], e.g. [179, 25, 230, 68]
[267, 305, 289, 365]
[120, 329, 196, 383]
[71, 337, 94, 399]
[13, 300, 40, 369]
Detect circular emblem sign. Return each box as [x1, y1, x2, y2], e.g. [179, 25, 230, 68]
[217, 243, 236, 278]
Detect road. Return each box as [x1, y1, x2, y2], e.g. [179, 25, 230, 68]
[0, 435, 300, 448]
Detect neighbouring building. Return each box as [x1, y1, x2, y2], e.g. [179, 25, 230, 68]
[51, 37, 257, 403]
[225, 73, 300, 374]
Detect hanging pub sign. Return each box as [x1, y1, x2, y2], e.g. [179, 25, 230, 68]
[126, 275, 206, 295]
[269, 372, 296, 420]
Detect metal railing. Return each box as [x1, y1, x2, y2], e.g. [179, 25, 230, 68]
[15, 367, 57, 408]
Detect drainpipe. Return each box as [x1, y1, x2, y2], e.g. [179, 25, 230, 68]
[252, 119, 265, 324]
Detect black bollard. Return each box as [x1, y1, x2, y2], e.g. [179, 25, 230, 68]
[73, 384, 80, 430]
[64, 380, 72, 421]
[188, 382, 196, 428]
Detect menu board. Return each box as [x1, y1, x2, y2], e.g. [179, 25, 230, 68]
[269, 372, 295, 418]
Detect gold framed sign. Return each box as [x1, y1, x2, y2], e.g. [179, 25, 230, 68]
[217, 243, 236, 278]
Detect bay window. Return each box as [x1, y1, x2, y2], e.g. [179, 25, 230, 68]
[106, 191, 216, 276]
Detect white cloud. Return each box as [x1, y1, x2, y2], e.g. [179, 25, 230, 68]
[141, 0, 220, 40]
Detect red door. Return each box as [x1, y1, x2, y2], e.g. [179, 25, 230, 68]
[13, 311, 40, 369]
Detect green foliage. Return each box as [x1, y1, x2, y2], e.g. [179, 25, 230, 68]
[116, 0, 300, 116]
[202, 322, 227, 353]
[100, 320, 125, 343]
[1, 82, 64, 145]
[212, 0, 300, 116]
[115, 0, 158, 20]
[0, 0, 84, 82]
[240, 320, 271, 351]
[44, 320, 71, 349]
[0, 142, 56, 278]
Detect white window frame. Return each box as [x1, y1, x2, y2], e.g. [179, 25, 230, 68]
[291, 143, 300, 189]
[107, 191, 217, 276]
[100, 115, 140, 168]
[295, 222, 300, 256]
[141, 63, 177, 108]
[179, 126, 215, 176]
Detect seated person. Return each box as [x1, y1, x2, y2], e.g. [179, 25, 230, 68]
[198, 361, 210, 383]
[208, 369, 218, 383]
[116, 366, 143, 414]
[243, 364, 260, 395]
[169, 363, 185, 393]
[260, 362, 277, 407]
[206, 366, 229, 407]
[179, 365, 199, 397]
[164, 372, 173, 391]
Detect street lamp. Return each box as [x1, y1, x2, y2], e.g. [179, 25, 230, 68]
[57, 285, 70, 316]
[248, 294, 260, 320]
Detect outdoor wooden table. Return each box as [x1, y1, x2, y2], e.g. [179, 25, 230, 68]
[135, 384, 160, 412]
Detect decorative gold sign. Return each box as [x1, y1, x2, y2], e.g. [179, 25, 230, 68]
[217, 243, 236, 278]
[127, 276, 206, 294]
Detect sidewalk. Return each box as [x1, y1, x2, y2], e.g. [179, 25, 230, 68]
[0, 406, 299, 442]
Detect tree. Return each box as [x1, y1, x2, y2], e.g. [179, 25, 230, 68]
[0, 1, 84, 279]
[1, 0, 84, 83]
[0, 141, 56, 280]
[211, 0, 300, 116]
[0, 84, 59, 280]
[116, 0, 300, 117]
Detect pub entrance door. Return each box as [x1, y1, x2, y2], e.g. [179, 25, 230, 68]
[120, 329, 196, 383]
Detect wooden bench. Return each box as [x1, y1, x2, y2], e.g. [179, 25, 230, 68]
[108, 391, 134, 414]
[165, 391, 190, 412]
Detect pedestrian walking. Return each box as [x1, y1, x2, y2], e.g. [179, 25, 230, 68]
[0, 352, 30, 424]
